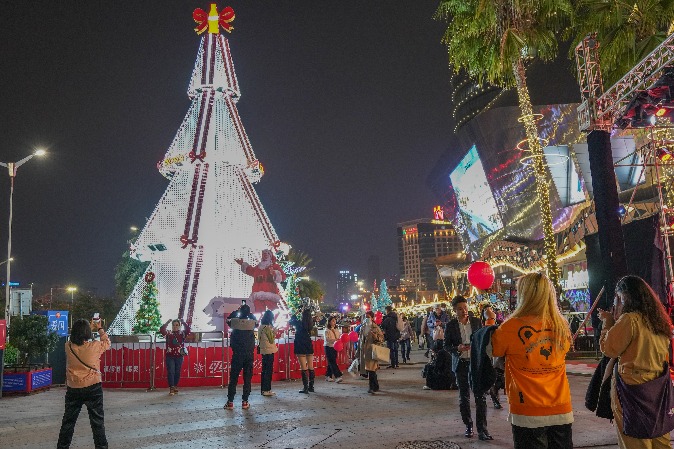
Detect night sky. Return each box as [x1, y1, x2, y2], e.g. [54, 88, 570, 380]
[0, 1, 461, 300]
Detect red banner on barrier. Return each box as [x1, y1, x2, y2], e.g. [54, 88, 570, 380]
[101, 339, 349, 388]
[0, 320, 6, 350]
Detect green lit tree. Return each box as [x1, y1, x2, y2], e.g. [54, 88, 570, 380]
[134, 272, 162, 334]
[378, 279, 392, 311]
[284, 274, 303, 317]
[370, 292, 379, 313]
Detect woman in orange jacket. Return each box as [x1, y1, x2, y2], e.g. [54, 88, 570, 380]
[491, 272, 573, 449]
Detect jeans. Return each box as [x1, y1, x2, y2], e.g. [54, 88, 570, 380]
[166, 355, 184, 387]
[57, 383, 108, 449]
[387, 340, 399, 367]
[425, 333, 433, 350]
[261, 353, 274, 392]
[400, 339, 411, 362]
[455, 358, 487, 432]
[512, 424, 573, 449]
[228, 353, 253, 402]
[325, 346, 342, 378]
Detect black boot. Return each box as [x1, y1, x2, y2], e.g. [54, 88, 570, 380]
[490, 387, 502, 409]
[298, 370, 309, 394]
[308, 369, 315, 392]
[368, 371, 379, 393]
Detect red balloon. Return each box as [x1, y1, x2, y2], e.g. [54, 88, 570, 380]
[349, 331, 359, 342]
[467, 261, 495, 290]
[374, 311, 383, 325]
[339, 333, 349, 343]
[333, 340, 344, 352]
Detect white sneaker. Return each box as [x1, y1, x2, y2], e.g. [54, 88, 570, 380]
[262, 391, 275, 396]
[326, 377, 334, 382]
[423, 385, 432, 390]
[335, 377, 343, 383]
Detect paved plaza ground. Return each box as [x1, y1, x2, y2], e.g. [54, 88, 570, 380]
[1, 348, 670, 449]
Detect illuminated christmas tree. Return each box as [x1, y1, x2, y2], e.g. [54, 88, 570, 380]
[110, 5, 285, 334]
[370, 292, 379, 313]
[133, 272, 162, 334]
[378, 279, 392, 311]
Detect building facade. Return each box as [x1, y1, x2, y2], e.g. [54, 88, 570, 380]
[397, 218, 463, 296]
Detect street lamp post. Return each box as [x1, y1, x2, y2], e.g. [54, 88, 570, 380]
[1, 150, 46, 328]
[66, 286, 77, 328]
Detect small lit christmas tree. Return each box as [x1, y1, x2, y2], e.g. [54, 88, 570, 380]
[284, 275, 303, 317]
[378, 279, 392, 311]
[134, 272, 162, 334]
[369, 292, 379, 313]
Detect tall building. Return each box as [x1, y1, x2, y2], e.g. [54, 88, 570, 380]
[336, 270, 358, 304]
[397, 218, 463, 295]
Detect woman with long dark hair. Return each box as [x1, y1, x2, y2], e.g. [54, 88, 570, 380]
[159, 318, 191, 395]
[290, 307, 316, 394]
[324, 316, 344, 382]
[259, 310, 278, 397]
[598, 275, 673, 448]
[57, 318, 110, 449]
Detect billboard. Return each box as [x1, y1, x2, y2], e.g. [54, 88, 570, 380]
[449, 145, 503, 242]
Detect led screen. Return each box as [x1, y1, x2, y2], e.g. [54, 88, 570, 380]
[449, 145, 503, 242]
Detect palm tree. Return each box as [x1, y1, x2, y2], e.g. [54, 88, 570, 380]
[435, 0, 574, 288]
[286, 248, 314, 274]
[572, 0, 674, 86]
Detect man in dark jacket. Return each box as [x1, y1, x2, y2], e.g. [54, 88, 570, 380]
[224, 302, 256, 410]
[380, 306, 401, 368]
[445, 295, 491, 441]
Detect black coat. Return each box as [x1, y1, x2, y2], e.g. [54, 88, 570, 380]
[381, 312, 400, 342]
[470, 325, 498, 396]
[585, 356, 614, 420]
[226, 310, 256, 357]
[445, 316, 483, 372]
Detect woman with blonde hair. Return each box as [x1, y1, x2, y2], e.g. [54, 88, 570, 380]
[598, 275, 673, 448]
[491, 272, 574, 449]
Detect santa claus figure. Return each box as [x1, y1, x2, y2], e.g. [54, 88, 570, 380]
[235, 249, 287, 313]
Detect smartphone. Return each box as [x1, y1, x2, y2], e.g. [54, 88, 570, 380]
[93, 313, 100, 322]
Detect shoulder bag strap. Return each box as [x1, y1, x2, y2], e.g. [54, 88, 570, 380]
[69, 342, 101, 373]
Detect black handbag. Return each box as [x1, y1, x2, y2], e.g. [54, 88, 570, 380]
[615, 361, 674, 438]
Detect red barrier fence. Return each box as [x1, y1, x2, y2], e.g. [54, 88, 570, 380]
[101, 331, 352, 389]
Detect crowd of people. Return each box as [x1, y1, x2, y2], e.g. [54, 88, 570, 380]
[56, 273, 674, 449]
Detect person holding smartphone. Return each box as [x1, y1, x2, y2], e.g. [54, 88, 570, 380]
[57, 318, 110, 449]
[159, 318, 191, 396]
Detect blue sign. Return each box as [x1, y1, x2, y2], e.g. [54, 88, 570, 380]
[2, 373, 27, 392]
[31, 369, 52, 390]
[47, 311, 69, 336]
[33, 310, 69, 336]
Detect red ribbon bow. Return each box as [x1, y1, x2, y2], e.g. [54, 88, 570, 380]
[180, 234, 196, 248]
[193, 5, 235, 35]
[188, 150, 206, 163]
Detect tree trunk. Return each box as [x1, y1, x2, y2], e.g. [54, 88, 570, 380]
[512, 58, 560, 289]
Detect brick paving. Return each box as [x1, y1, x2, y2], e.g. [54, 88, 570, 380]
[0, 347, 667, 448]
